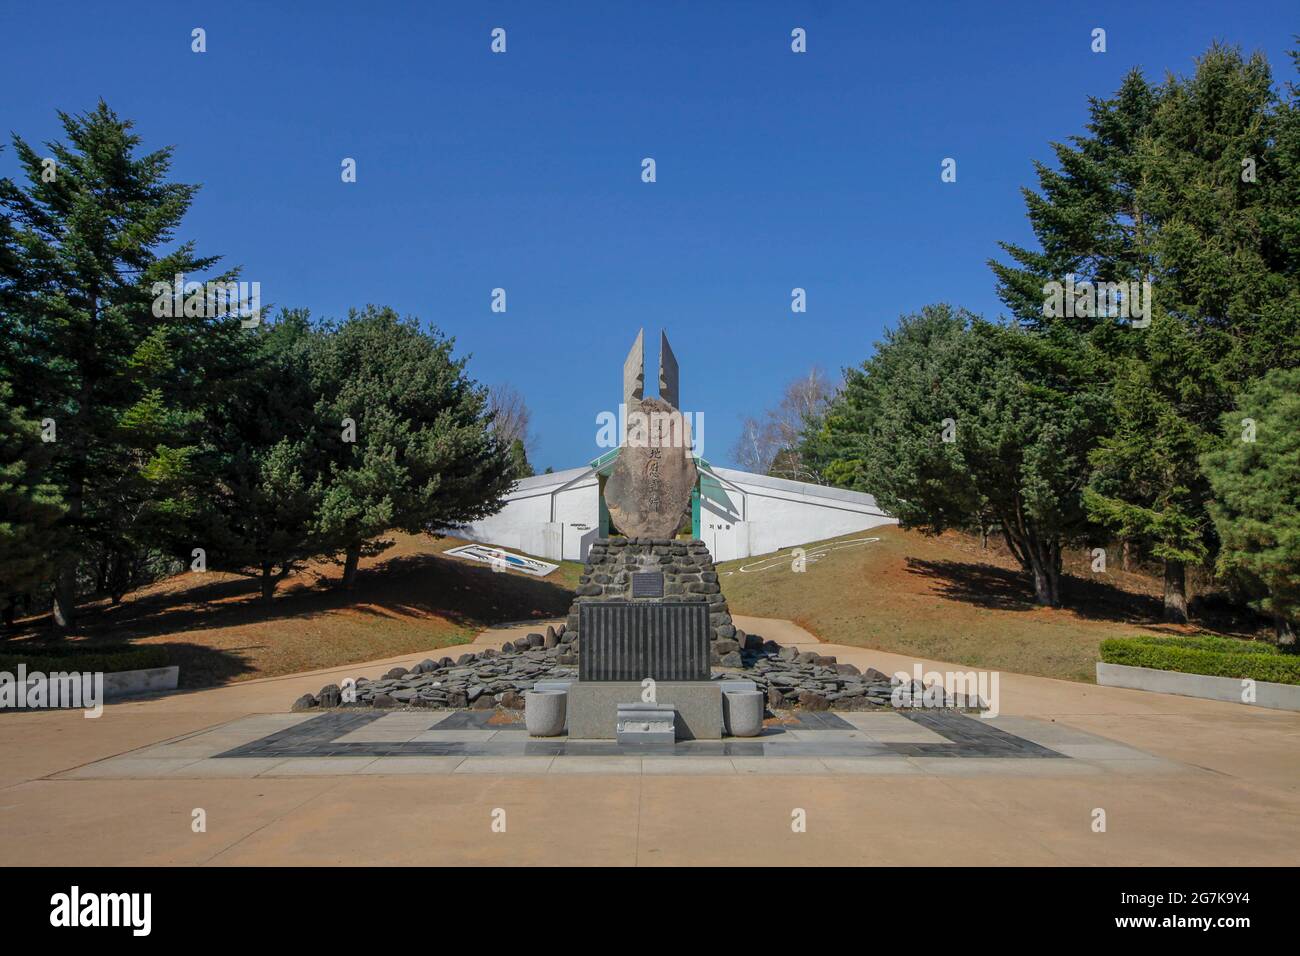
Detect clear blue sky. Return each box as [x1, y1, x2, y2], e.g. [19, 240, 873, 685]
[2, 1, 1295, 471]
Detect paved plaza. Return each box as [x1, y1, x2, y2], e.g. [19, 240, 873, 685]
[59, 707, 1161, 777]
[2, 616, 1297, 866]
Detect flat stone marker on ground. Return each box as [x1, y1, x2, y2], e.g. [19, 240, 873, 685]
[616, 703, 676, 746]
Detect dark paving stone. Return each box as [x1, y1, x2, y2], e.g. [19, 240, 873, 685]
[673, 740, 765, 757]
[215, 707, 1066, 760]
[523, 741, 567, 756]
[893, 710, 1066, 758]
[560, 741, 633, 757]
[763, 741, 896, 758]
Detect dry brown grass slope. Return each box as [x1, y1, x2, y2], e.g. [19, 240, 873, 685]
[7, 534, 583, 687]
[719, 525, 1243, 683]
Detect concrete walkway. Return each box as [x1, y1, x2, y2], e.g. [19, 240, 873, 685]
[1, 616, 1297, 865]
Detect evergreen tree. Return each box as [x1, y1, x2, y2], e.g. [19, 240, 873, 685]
[767, 447, 802, 480]
[1089, 44, 1297, 620]
[806, 305, 1104, 606]
[1202, 368, 1300, 647]
[0, 384, 64, 625]
[989, 67, 1159, 336]
[991, 45, 1300, 619]
[1140, 45, 1298, 384]
[0, 103, 249, 627]
[1081, 315, 1215, 622]
[988, 67, 1160, 605]
[309, 306, 514, 588]
[192, 310, 328, 602]
[506, 437, 534, 480]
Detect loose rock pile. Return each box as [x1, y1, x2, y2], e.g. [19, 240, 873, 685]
[290, 623, 978, 713]
[720, 633, 973, 711]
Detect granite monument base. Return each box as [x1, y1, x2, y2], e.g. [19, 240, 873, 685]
[566, 681, 723, 740]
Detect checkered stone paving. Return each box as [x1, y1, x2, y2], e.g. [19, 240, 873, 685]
[54, 708, 1179, 778]
[212, 709, 1068, 760]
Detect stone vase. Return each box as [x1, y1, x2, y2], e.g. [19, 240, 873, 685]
[525, 689, 567, 737]
[723, 689, 764, 737]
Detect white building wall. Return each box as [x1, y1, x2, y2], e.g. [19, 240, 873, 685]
[452, 463, 895, 563]
[700, 467, 895, 561]
[552, 476, 601, 560]
[452, 467, 599, 562]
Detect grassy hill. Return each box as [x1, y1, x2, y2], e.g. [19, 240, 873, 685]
[6, 534, 583, 688]
[719, 525, 1248, 683]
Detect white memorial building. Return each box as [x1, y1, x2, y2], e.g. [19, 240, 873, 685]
[455, 452, 895, 563]
[454, 329, 896, 563]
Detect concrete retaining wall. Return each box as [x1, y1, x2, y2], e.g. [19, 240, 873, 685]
[1096, 661, 1300, 712]
[104, 665, 180, 699]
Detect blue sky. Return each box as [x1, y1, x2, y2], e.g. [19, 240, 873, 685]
[2, 1, 1295, 471]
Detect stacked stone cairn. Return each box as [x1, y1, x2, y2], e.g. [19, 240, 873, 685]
[291, 537, 979, 714]
[564, 537, 740, 658]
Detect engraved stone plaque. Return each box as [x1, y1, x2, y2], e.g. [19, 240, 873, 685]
[631, 572, 665, 598]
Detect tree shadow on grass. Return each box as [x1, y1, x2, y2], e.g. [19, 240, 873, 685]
[136, 641, 261, 688]
[12, 551, 576, 646]
[904, 557, 1165, 624]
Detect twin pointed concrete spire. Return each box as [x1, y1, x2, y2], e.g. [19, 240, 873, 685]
[622, 329, 645, 407]
[622, 328, 679, 409]
[658, 331, 679, 409]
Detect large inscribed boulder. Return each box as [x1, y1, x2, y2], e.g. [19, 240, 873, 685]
[604, 396, 696, 539]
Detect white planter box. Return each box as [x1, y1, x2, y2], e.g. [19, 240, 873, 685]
[1096, 662, 1300, 712]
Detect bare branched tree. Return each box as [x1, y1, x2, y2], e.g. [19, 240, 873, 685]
[730, 367, 836, 480]
[487, 384, 535, 453]
[732, 416, 774, 473]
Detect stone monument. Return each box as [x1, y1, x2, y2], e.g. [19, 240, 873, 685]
[603, 331, 697, 540]
[561, 330, 748, 741]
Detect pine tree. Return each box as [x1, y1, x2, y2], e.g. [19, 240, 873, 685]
[991, 45, 1300, 620]
[1202, 368, 1300, 647]
[506, 438, 534, 480]
[192, 310, 329, 602]
[0, 384, 64, 625]
[309, 306, 515, 589]
[1092, 44, 1297, 620]
[806, 305, 1104, 606]
[1140, 44, 1298, 385]
[0, 103, 249, 627]
[989, 68, 1158, 336]
[1082, 311, 1216, 622]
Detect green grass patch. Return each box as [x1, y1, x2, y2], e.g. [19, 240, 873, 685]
[1100, 635, 1300, 685]
[0, 644, 168, 675]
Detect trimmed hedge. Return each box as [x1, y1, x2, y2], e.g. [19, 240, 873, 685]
[1118, 634, 1281, 655]
[0, 644, 168, 675]
[1100, 635, 1300, 686]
